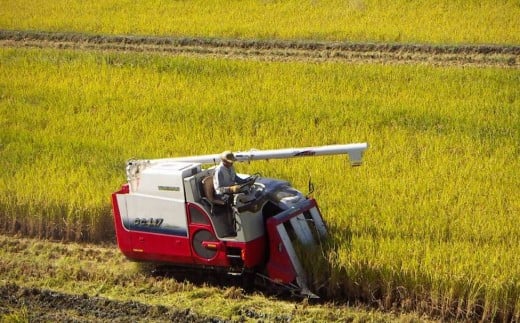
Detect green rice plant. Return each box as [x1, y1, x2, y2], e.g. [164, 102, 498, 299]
[0, 0, 519, 45]
[0, 47, 519, 319]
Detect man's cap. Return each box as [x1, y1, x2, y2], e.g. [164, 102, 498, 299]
[221, 151, 236, 163]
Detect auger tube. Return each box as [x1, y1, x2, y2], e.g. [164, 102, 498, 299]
[147, 143, 368, 167]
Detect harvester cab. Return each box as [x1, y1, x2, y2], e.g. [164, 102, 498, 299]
[111, 143, 368, 297]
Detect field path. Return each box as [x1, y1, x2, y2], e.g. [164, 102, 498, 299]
[1, 30, 519, 68]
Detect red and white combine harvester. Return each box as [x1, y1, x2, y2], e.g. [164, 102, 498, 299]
[111, 143, 368, 297]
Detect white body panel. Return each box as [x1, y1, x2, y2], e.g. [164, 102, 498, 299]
[118, 193, 189, 236]
[128, 162, 201, 195]
[232, 211, 265, 241]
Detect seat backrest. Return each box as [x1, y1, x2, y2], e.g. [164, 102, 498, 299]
[201, 175, 226, 206]
[201, 176, 214, 199]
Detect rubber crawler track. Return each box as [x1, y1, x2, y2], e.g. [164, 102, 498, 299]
[1, 30, 519, 68]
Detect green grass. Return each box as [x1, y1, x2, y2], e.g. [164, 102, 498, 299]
[0, 47, 519, 320]
[0, 0, 519, 45]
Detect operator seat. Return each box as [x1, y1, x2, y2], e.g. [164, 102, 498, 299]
[201, 176, 226, 210]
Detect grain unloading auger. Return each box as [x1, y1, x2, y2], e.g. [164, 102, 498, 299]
[112, 143, 368, 298]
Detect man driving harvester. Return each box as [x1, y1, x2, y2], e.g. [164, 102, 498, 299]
[213, 150, 249, 199]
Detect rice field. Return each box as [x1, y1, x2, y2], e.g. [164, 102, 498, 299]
[1, 0, 519, 45]
[2, 0, 519, 320]
[1, 46, 519, 319]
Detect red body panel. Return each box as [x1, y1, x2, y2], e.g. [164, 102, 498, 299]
[243, 236, 266, 268]
[111, 185, 132, 255]
[265, 225, 297, 283]
[128, 232, 193, 263]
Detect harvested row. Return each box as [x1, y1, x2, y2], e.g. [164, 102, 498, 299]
[1, 30, 519, 68]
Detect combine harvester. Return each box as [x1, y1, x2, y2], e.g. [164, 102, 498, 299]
[111, 143, 368, 297]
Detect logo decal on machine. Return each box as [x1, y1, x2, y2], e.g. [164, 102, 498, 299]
[134, 217, 164, 227]
[124, 218, 188, 237]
